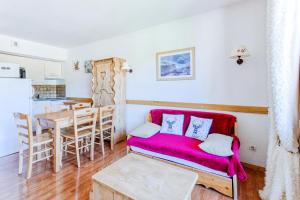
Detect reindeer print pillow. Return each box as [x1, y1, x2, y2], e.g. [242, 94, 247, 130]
[160, 114, 184, 135]
[185, 116, 213, 141]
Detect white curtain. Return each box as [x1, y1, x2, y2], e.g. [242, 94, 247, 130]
[260, 0, 300, 200]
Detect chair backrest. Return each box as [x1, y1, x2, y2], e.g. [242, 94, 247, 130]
[99, 105, 115, 130]
[13, 113, 33, 144]
[73, 108, 98, 137]
[71, 102, 91, 110]
[45, 104, 70, 113]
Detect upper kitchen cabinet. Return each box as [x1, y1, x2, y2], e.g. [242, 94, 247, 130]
[24, 58, 45, 85]
[0, 53, 65, 84]
[44, 61, 63, 79]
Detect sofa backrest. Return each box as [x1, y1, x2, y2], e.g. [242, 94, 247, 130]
[150, 109, 236, 136]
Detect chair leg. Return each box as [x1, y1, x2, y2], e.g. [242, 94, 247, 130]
[101, 133, 105, 157]
[44, 144, 50, 161]
[90, 135, 94, 161]
[86, 137, 90, 152]
[75, 139, 80, 168]
[60, 137, 63, 167]
[64, 138, 68, 155]
[18, 141, 23, 175]
[26, 147, 33, 179]
[110, 138, 114, 151]
[79, 140, 83, 154]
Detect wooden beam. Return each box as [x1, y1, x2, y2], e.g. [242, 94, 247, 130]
[126, 100, 268, 114]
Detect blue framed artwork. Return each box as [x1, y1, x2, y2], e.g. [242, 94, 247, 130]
[84, 60, 93, 73]
[156, 47, 195, 81]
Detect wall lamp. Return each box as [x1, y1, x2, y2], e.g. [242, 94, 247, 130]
[230, 46, 250, 65]
[122, 62, 133, 73]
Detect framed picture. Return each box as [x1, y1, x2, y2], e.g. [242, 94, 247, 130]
[156, 47, 195, 81]
[84, 60, 93, 73]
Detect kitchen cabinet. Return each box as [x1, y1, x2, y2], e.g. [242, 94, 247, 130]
[0, 53, 64, 84]
[44, 61, 63, 79]
[25, 59, 45, 85]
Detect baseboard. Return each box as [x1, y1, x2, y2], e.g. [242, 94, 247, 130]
[242, 162, 265, 173]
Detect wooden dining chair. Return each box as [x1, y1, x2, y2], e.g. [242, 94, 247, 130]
[60, 108, 98, 168]
[71, 102, 91, 110]
[14, 113, 53, 179]
[95, 105, 115, 153]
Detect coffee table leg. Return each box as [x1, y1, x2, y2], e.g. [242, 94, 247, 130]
[53, 122, 61, 172]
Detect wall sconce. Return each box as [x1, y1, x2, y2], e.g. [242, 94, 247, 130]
[122, 62, 133, 73]
[230, 46, 250, 65]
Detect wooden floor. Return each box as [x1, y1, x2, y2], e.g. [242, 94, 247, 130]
[0, 141, 264, 200]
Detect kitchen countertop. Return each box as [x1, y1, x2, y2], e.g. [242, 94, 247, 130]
[33, 98, 67, 101]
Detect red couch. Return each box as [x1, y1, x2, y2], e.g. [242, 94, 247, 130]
[127, 109, 247, 198]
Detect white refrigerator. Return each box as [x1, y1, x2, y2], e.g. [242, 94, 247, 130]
[0, 78, 32, 157]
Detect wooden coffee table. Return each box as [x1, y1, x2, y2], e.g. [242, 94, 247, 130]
[91, 153, 198, 200]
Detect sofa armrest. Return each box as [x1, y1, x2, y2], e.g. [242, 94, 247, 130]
[127, 134, 132, 140]
[228, 136, 247, 181]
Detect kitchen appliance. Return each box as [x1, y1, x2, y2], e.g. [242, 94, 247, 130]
[0, 78, 32, 157]
[0, 63, 21, 78]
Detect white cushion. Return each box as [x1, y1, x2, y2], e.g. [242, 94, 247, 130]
[199, 133, 234, 157]
[160, 114, 184, 135]
[130, 122, 161, 138]
[185, 116, 213, 141]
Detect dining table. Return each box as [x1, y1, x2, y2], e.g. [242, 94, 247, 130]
[35, 110, 74, 173]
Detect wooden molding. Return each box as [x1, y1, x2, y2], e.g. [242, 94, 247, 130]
[65, 98, 268, 114]
[242, 162, 265, 173]
[126, 100, 268, 114]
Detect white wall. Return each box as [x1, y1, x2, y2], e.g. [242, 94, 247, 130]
[65, 0, 268, 167]
[0, 34, 67, 61]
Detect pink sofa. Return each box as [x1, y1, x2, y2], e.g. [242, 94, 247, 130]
[127, 109, 247, 198]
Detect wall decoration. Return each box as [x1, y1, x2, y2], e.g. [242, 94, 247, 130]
[84, 60, 93, 73]
[230, 46, 250, 65]
[156, 47, 195, 81]
[73, 61, 80, 71]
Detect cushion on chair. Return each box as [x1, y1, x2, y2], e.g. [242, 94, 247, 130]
[61, 129, 93, 139]
[33, 132, 53, 145]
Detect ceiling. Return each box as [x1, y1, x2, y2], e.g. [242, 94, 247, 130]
[0, 0, 243, 48]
